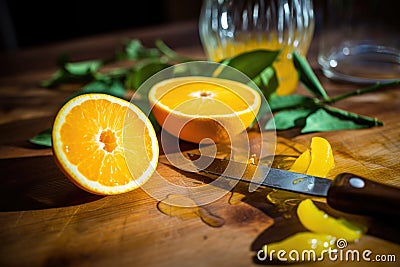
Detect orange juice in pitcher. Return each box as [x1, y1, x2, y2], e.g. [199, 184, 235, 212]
[199, 0, 315, 95]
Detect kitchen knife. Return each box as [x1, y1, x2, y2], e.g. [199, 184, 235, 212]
[187, 153, 400, 218]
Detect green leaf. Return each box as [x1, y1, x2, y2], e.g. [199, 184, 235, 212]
[213, 50, 280, 98]
[301, 107, 383, 133]
[293, 52, 330, 101]
[266, 108, 315, 130]
[65, 79, 126, 103]
[252, 66, 279, 99]
[107, 80, 127, 98]
[268, 94, 316, 111]
[40, 59, 103, 88]
[221, 50, 280, 80]
[64, 60, 103, 76]
[126, 61, 171, 90]
[39, 70, 66, 87]
[29, 128, 52, 147]
[125, 39, 160, 60]
[84, 79, 126, 98]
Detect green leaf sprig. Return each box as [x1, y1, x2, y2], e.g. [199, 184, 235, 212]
[266, 52, 399, 133]
[29, 128, 53, 147]
[40, 39, 176, 92]
[31, 39, 399, 147]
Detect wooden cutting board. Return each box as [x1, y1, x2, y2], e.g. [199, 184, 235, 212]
[1, 91, 400, 267]
[1, 24, 399, 266]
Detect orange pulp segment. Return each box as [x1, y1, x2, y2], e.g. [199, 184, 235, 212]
[52, 93, 159, 195]
[289, 148, 311, 174]
[149, 76, 261, 144]
[289, 137, 335, 178]
[297, 199, 364, 242]
[306, 137, 335, 177]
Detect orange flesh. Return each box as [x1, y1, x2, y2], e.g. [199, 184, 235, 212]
[59, 99, 153, 187]
[157, 82, 251, 115]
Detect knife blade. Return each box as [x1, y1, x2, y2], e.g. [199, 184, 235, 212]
[187, 153, 400, 218]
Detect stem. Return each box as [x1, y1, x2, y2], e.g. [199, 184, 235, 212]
[324, 105, 384, 126]
[155, 39, 194, 63]
[327, 80, 400, 104]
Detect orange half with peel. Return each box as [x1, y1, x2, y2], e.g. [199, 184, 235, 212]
[52, 93, 159, 195]
[148, 76, 261, 144]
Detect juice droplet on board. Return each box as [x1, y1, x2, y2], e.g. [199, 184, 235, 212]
[157, 194, 225, 228]
[266, 189, 303, 219]
[292, 177, 305, 185]
[228, 192, 245, 205]
[197, 208, 225, 228]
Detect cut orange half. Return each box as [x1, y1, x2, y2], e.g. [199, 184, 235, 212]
[52, 93, 159, 195]
[148, 76, 261, 144]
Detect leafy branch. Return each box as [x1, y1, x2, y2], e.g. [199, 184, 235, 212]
[30, 38, 399, 146]
[266, 52, 398, 133]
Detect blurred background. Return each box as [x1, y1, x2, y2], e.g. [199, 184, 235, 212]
[0, 0, 203, 51]
[1, 0, 398, 53]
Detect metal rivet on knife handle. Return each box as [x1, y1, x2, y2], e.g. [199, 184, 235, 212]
[327, 173, 400, 219]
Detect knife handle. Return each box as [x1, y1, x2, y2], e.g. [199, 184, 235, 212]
[327, 173, 400, 219]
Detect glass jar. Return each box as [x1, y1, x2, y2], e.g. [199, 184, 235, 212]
[199, 0, 315, 95]
[317, 0, 400, 83]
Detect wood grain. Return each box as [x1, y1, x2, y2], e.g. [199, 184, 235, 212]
[1, 22, 399, 267]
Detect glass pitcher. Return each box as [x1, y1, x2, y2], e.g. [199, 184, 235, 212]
[199, 0, 315, 95]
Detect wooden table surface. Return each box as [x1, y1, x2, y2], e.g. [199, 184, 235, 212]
[0, 21, 399, 267]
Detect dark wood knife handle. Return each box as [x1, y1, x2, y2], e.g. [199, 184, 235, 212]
[327, 173, 400, 219]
